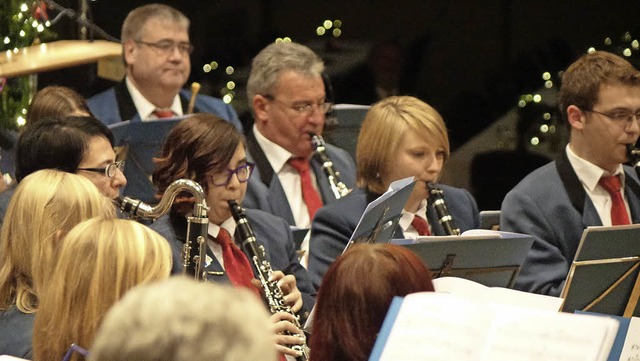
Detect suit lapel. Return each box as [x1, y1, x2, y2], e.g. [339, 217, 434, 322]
[624, 168, 640, 223]
[114, 80, 138, 122]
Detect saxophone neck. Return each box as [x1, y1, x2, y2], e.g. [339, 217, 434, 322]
[117, 179, 208, 219]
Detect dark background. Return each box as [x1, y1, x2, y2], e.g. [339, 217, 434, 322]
[38, 0, 640, 209]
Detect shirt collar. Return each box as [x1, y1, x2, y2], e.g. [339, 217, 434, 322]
[207, 217, 237, 240]
[252, 124, 295, 173]
[125, 77, 183, 120]
[566, 144, 626, 191]
[399, 199, 429, 232]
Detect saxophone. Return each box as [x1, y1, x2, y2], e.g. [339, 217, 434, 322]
[427, 182, 461, 236]
[116, 179, 209, 281]
[310, 133, 350, 199]
[228, 200, 310, 361]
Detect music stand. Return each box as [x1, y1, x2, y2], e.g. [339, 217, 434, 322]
[479, 210, 501, 230]
[344, 177, 416, 250]
[391, 232, 534, 288]
[561, 224, 640, 317]
[109, 117, 186, 203]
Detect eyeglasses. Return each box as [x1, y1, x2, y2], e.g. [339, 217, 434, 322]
[62, 343, 89, 361]
[77, 160, 125, 178]
[263, 95, 333, 115]
[583, 108, 640, 126]
[135, 39, 194, 55]
[210, 162, 255, 186]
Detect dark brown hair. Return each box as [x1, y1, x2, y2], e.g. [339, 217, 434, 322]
[310, 243, 434, 361]
[152, 113, 244, 215]
[559, 51, 640, 120]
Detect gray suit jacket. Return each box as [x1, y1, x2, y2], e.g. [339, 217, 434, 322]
[307, 185, 480, 289]
[149, 208, 316, 318]
[243, 130, 357, 226]
[501, 152, 640, 296]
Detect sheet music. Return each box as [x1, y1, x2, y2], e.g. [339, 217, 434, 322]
[619, 317, 640, 361]
[373, 292, 619, 361]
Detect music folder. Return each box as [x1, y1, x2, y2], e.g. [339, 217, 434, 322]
[344, 177, 416, 250]
[561, 224, 640, 318]
[109, 116, 189, 204]
[391, 230, 534, 288]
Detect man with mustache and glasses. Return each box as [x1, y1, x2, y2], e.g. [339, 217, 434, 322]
[501, 51, 640, 296]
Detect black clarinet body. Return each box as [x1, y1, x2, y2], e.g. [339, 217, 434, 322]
[228, 200, 310, 361]
[310, 133, 350, 199]
[427, 183, 461, 236]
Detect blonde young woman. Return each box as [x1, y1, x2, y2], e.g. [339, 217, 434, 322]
[32, 217, 172, 361]
[307, 95, 480, 289]
[0, 170, 115, 358]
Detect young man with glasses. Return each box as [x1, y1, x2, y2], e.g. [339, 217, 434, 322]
[244, 41, 357, 231]
[149, 114, 314, 359]
[501, 51, 640, 296]
[0, 116, 127, 224]
[87, 3, 242, 131]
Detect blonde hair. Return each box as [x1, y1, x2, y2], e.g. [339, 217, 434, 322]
[0, 170, 114, 313]
[32, 217, 172, 361]
[356, 96, 450, 194]
[89, 277, 276, 361]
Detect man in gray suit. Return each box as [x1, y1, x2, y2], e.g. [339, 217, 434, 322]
[243, 42, 356, 229]
[501, 51, 640, 296]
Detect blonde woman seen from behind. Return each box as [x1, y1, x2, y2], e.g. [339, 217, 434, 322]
[0, 170, 114, 358]
[32, 217, 172, 361]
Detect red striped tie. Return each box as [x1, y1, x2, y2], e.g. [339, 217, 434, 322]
[214, 229, 260, 296]
[599, 175, 631, 225]
[288, 157, 323, 220]
[411, 215, 431, 236]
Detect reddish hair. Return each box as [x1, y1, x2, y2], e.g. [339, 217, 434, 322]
[310, 243, 434, 361]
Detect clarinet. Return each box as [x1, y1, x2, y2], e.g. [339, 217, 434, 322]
[310, 133, 350, 199]
[228, 200, 310, 361]
[116, 179, 209, 281]
[427, 182, 461, 236]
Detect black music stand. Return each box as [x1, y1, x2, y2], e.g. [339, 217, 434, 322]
[391, 232, 534, 288]
[344, 177, 416, 250]
[561, 224, 640, 318]
[109, 117, 187, 203]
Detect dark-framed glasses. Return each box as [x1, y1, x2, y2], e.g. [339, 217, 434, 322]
[77, 160, 125, 178]
[62, 343, 89, 361]
[210, 162, 255, 186]
[134, 39, 194, 55]
[583, 108, 640, 126]
[263, 95, 333, 115]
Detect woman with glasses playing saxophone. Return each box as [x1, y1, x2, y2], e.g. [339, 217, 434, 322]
[307, 96, 481, 289]
[149, 113, 314, 359]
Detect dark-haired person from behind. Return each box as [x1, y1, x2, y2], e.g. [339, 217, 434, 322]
[311, 243, 434, 361]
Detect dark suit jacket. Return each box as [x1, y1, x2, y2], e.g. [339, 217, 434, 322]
[87, 80, 243, 131]
[501, 152, 640, 296]
[0, 306, 34, 358]
[149, 209, 316, 318]
[243, 130, 357, 226]
[307, 185, 480, 289]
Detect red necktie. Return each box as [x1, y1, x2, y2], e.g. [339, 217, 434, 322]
[288, 157, 323, 220]
[153, 108, 175, 118]
[599, 175, 631, 225]
[411, 215, 431, 236]
[214, 229, 260, 296]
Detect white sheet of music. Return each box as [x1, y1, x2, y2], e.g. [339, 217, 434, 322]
[372, 292, 619, 361]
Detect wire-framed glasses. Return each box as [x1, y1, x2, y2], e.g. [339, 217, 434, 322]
[210, 162, 255, 186]
[582, 108, 640, 127]
[263, 95, 333, 115]
[62, 343, 89, 361]
[77, 160, 125, 178]
[135, 39, 194, 55]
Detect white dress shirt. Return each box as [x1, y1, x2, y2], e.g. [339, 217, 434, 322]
[125, 77, 183, 121]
